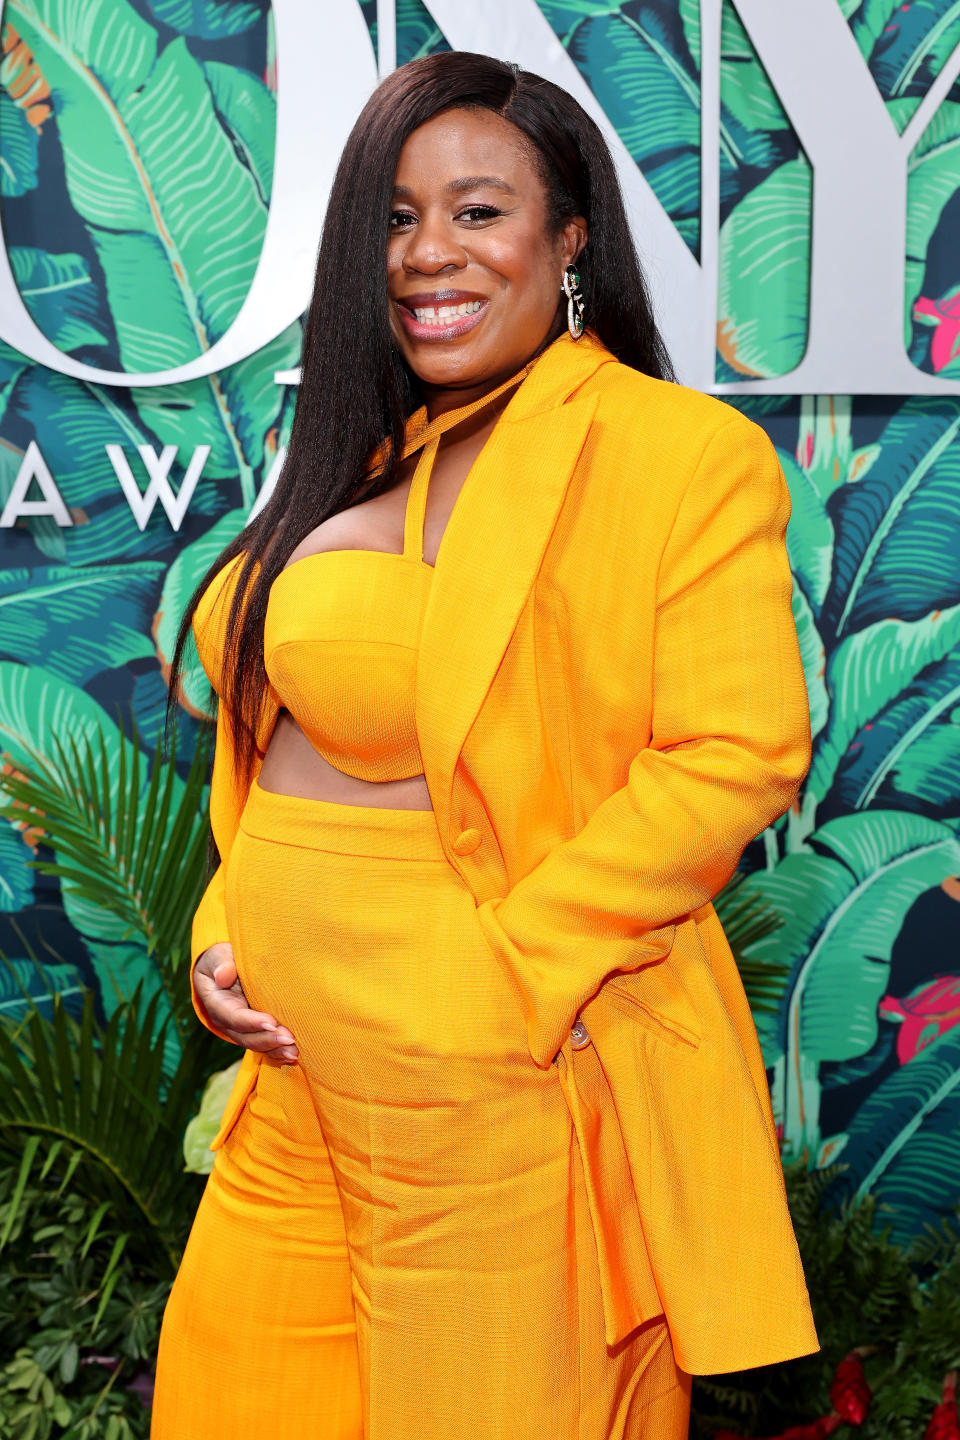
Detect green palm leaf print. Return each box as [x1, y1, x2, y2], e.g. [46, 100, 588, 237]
[743, 810, 960, 1160]
[8, 0, 296, 505]
[0, 563, 165, 683]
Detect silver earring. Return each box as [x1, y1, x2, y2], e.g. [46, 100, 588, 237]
[562, 264, 585, 340]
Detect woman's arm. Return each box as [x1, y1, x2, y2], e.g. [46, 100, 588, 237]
[188, 564, 296, 1058]
[189, 700, 246, 1041]
[475, 416, 811, 1068]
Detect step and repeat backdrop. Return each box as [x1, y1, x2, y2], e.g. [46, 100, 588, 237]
[1, 0, 959, 1254]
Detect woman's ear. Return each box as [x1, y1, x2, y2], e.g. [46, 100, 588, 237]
[561, 216, 589, 269]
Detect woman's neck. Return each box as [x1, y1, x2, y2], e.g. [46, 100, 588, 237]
[420, 316, 566, 423]
[422, 375, 515, 424]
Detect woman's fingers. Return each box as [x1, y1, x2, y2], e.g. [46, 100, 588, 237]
[212, 956, 238, 989]
[221, 1028, 300, 1061]
[193, 961, 299, 1061]
[195, 969, 279, 1034]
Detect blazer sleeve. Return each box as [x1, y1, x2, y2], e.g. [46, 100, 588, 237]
[188, 707, 251, 1041]
[474, 416, 812, 1069]
[188, 557, 262, 1042]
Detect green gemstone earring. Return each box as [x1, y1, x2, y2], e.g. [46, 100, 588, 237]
[562, 264, 585, 340]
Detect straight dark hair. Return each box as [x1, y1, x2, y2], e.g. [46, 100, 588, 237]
[167, 50, 673, 779]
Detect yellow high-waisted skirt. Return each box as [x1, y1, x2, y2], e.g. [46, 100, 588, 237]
[152, 784, 691, 1439]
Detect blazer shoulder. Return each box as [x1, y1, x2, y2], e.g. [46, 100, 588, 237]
[578, 357, 782, 469]
[587, 358, 759, 432]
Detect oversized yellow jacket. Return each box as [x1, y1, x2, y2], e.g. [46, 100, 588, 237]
[190, 330, 819, 1377]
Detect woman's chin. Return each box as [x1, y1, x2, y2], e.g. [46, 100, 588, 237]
[403, 342, 499, 392]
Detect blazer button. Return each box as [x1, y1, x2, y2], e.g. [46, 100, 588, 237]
[452, 828, 482, 856]
[570, 1017, 591, 1049]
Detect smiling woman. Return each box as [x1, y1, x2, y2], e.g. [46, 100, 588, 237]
[152, 48, 816, 1440]
[387, 112, 586, 390]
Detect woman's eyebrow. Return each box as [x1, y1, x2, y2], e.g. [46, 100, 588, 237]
[392, 176, 518, 199]
[447, 175, 517, 195]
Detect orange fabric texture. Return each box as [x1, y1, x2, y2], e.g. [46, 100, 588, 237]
[152, 1037, 363, 1439]
[184, 331, 819, 1377]
[154, 787, 692, 1437]
[262, 438, 434, 783]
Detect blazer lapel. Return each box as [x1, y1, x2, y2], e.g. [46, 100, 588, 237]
[416, 337, 608, 835]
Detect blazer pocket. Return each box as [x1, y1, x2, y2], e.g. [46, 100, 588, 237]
[210, 1048, 262, 1151]
[603, 943, 702, 1050]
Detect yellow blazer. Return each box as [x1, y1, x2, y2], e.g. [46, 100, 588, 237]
[190, 331, 819, 1376]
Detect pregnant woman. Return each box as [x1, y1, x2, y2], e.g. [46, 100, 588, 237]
[152, 50, 818, 1440]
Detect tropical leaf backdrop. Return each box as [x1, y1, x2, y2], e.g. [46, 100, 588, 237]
[1, 0, 959, 1260]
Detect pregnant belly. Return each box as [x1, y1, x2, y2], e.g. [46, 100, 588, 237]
[223, 809, 532, 1108]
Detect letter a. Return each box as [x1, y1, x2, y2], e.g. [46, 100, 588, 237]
[0, 441, 73, 528]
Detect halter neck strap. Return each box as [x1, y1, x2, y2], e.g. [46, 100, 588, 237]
[399, 360, 537, 461]
[402, 435, 439, 563]
[399, 363, 536, 563]
[362, 358, 537, 487]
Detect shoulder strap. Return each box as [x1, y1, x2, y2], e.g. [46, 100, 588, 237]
[402, 436, 439, 562]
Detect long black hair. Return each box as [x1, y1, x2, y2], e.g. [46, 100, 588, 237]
[167, 50, 673, 779]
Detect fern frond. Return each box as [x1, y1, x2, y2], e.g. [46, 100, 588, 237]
[0, 989, 211, 1274]
[0, 724, 211, 1039]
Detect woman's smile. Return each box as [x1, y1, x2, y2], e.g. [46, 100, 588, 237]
[394, 290, 489, 340]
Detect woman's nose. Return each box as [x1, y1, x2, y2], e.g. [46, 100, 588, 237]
[403, 215, 466, 274]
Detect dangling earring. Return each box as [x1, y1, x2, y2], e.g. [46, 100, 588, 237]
[562, 264, 585, 340]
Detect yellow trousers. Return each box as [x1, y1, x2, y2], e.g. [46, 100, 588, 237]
[152, 785, 691, 1438]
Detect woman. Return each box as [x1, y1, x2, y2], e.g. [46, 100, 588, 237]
[153, 50, 818, 1440]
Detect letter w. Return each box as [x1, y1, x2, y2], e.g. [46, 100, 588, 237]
[106, 445, 210, 531]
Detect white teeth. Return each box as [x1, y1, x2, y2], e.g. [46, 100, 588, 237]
[411, 300, 483, 325]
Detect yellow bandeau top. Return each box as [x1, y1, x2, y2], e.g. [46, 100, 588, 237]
[263, 437, 434, 781]
[193, 361, 535, 781]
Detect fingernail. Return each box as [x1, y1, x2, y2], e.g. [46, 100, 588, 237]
[281, 1048, 299, 1062]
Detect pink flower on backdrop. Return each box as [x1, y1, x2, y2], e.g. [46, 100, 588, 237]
[913, 291, 960, 373]
[879, 975, 960, 1064]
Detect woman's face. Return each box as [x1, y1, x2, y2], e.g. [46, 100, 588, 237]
[387, 107, 587, 398]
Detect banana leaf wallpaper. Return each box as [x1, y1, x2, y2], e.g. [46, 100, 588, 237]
[1, 0, 960, 1420]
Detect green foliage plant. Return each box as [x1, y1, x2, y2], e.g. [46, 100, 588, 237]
[0, 718, 212, 1043]
[0, 725, 226, 1433]
[0, 984, 216, 1436]
[691, 1166, 960, 1440]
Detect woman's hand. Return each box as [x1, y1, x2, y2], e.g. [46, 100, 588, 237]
[194, 942, 300, 1062]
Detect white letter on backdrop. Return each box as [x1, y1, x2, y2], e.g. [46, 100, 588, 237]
[724, 0, 960, 395]
[425, 0, 960, 394]
[0, 442, 72, 528]
[106, 444, 211, 531]
[421, 0, 708, 384]
[0, 0, 377, 387]
[247, 447, 287, 524]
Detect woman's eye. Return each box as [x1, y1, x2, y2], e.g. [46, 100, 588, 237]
[458, 205, 502, 223]
[388, 204, 502, 230]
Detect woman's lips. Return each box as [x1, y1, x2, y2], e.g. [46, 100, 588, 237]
[395, 298, 489, 341]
